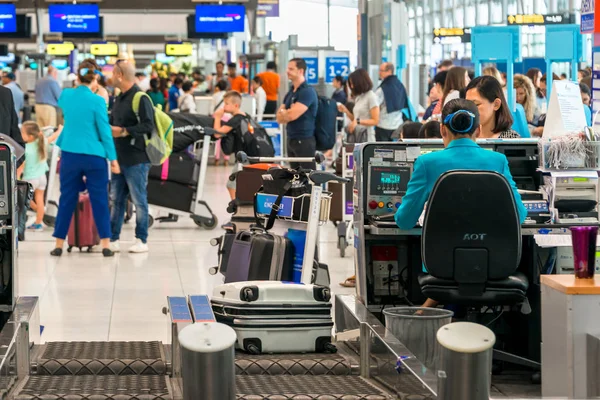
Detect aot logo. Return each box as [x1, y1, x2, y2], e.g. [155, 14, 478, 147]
[463, 233, 487, 241]
[582, 0, 594, 13]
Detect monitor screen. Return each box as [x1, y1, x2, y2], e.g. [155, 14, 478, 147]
[0, 5, 16, 33]
[195, 5, 245, 33]
[369, 165, 411, 196]
[49, 4, 100, 33]
[0, 15, 31, 39]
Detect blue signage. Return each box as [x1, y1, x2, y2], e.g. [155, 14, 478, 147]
[256, 194, 294, 218]
[581, 0, 595, 34]
[49, 4, 100, 33]
[0, 5, 16, 33]
[325, 57, 350, 83]
[195, 5, 245, 33]
[304, 57, 319, 85]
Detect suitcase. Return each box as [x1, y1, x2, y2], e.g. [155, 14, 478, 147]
[211, 281, 336, 354]
[224, 229, 295, 284]
[147, 179, 195, 212]
[68, 193, 100, 252]
[209, 230, 236, 276]
[235, 163, 280, 202]
[149, 151, 196, 185]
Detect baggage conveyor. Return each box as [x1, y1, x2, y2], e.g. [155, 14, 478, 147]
[0, 295, 441, 400]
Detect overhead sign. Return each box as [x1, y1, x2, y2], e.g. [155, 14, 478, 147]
[325, 57, 350, 83]
[507, 13, 574, 25]
[46, 41, 75, 57]
[304, 57, 318, 85]
[48, 4, 100, 34]
[165, 42, 193, 57]
[0, 5, 16, 33]
[433, 27, 471, 44]
[90, 41, 119, 57]
[257, 0, 279, 17]
[195, 5, 245, 33]
[581, 0, 595, 34]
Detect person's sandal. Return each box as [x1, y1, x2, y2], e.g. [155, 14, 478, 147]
[50, 248, 63, 257]
[340, 277, 356, 288]
[102, 248, 115, 257]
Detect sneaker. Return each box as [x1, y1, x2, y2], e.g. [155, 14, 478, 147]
[27, 224, 43, 232]
[109, 241, 121, 253]
[129, 239, 149, 253]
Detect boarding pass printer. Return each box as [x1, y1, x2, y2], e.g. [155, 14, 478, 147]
[544, 171, 599, 224]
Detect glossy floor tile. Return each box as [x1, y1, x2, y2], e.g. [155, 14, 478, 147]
[18, 165, 356, 343]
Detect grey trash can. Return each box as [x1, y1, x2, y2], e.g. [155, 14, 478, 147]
[179, 322, 237, 400]
[383, 307, 453, 370]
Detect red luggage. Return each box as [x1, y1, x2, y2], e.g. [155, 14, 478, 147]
[67, 193, 100, 252]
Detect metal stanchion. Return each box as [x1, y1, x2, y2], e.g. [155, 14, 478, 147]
[436, 322, 496, 400]
[179, 322, 237, 400]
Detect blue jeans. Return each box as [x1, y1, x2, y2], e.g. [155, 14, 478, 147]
[110, 163, 151, 243]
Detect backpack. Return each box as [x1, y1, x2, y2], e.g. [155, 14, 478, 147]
[239, 115, 275, 157]
[133, 92, 174, 166]
[314, 96, 337, 151]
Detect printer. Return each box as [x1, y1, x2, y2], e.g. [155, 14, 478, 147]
[544, 171, 599, 224]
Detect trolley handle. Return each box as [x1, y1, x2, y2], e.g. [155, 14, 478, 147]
[308, 171, 350, 185]
[236, 151, 326, 165]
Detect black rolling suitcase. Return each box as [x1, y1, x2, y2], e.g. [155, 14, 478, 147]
[209, 230, 236, 276]
[224, 228, 295, 284]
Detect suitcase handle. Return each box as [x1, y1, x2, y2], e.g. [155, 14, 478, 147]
[237, 231, 254, 242]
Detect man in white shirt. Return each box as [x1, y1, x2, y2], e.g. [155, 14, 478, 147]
[252, 76, 267, 121]
[375, 63, 407, 141]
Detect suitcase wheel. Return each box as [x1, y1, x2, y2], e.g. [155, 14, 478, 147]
[87, 247, 93, 253]
[316, 337, 337, 353]
[67, 247, 73, 253]
[243, 339, 262, 355]
[209, 266, 218, 275]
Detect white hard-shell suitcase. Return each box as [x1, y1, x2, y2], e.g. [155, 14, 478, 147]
[211, 281, 336, 354]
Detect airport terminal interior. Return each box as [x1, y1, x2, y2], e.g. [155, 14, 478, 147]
[0, 0, 599, 398]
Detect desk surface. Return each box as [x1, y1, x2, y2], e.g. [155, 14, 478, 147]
[541, 275, 600, 295]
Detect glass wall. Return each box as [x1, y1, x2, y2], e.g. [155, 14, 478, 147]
[405, 0, 580, 67]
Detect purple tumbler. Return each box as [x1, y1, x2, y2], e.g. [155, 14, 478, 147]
[570, 226, 599, 279]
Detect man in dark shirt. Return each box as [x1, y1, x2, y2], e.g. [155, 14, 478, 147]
[109, 60, 155, 254]
[0, 85, 25, 151]
[277, 58, 318, 169]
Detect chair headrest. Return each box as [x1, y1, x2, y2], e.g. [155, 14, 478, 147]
[422, 170, 522, 281]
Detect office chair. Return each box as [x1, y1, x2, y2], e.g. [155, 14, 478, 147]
[418, 170, 540, 372]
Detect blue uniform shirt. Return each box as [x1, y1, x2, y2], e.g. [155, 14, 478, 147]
[35, 76, 62, 107]
[395, 138, 527, 230]
[283, 81, 318, 139]
[168, 85, 180, 111]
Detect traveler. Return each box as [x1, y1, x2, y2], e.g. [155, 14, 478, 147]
[337, 68, 380, 143]
[256, 61, 280, 115]
[80, 59, 109, 106]
[578, 69, 591, 83]
[210, 61, 228, 92]
[109, 60, 155, 254]
[147, 78, 166, 109]
[526, 68, 545, 110]
[400, 122, 422, 139]
[0, 85, 25, 150]
[212, 80, 230, 167]
[442, 67, 469, 106]
[427, 71, 448, 119]
[136, 73, 150, 92]
[168, 78, 183, 111]
[17, 121, 48, 231]
[394, 99, 527, 308]
[50, 66, 119, 257]
[465, 76, 520, 138]
[178, 81, 197, 113]
[514, 74, 542, 134]
[482, 66, 505, 87]
[437, 59, 454, 72]
[580, 83, 593, 127]
[419, 120, 441, 138]
[252, 76, 267, 121]
[228, 63, 249, 94]
[375, 62, 409, 141]
[277, 58, 319, 169]
[539, 73, 560, 98]
[34, 65, 62, 127]
[192, 68, 208, 93]
[2, 72, 24, 123]
[331, 75, 348, 105]
[212, 91, 252, 199]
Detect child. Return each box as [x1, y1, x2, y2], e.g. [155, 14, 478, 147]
[17, 121, 49, 231]
[419, 120, 441, 138]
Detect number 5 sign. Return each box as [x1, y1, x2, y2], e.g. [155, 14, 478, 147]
[325, 57, 350, 83]
[304, 57, 319, 85]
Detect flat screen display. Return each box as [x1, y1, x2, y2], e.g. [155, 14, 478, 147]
[0, 5, 16, 33]
[370, 166, 411, 195]
[195, 5, 245, 33]
[49, 4, 100, 33]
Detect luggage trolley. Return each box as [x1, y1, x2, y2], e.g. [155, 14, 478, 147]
[233, 151, 349, 285]
[330, 143, 354, 257]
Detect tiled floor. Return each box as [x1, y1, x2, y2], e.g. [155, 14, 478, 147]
[19, 165, 356, 343]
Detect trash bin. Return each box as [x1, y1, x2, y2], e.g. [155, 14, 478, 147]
[383, 307, 453, 370]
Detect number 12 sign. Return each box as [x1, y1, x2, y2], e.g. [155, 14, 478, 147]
[325, 57, 350, 83]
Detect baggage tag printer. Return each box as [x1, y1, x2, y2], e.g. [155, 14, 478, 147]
[545, 171, 599, 224]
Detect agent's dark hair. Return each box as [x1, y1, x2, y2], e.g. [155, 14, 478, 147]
[582, 76, 592, 92]
[432, 71, 448, 89]
[442, 66, 468, 105]
[216, 80, 228, 92]
[401, 122, 423, 139]
[290, 58, 307, 75]
[227, 62, 236, 69]
[334, 75, 345, 85]
[174, 77, 184, 86]
[266, 61, 277, 70]
[540, 73, 561, 83]
[466, 75, 513, 133]
[442, 99, 480, 136]
[438, 59, 454, 69]
[150, 77, 160, 92]
[253, 76, 263, 85]
[580, 82, 592, 97]
[348, 68, 373, 97]
[344, 101, 355, 115]
[182, 81, 194, 92]
[419, 120, 441, 138]
[526, 68, 541, 86]
[579, 69, 591, 79]
[77, 64, 96, 85]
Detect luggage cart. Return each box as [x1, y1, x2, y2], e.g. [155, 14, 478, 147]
[329, 143, 354, 257]
[236, 151, 349, 285]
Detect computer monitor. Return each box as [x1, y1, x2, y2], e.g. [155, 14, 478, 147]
[495, 143, 541, 191]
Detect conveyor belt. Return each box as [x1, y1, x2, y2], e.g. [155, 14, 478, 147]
[33, 342, 167, 376]
[235, 352, 352, 375]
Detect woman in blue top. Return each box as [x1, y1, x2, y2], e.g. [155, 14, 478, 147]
[51, 66, 120, 257]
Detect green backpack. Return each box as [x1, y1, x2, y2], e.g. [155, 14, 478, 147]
[132, 92, 174, 165]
